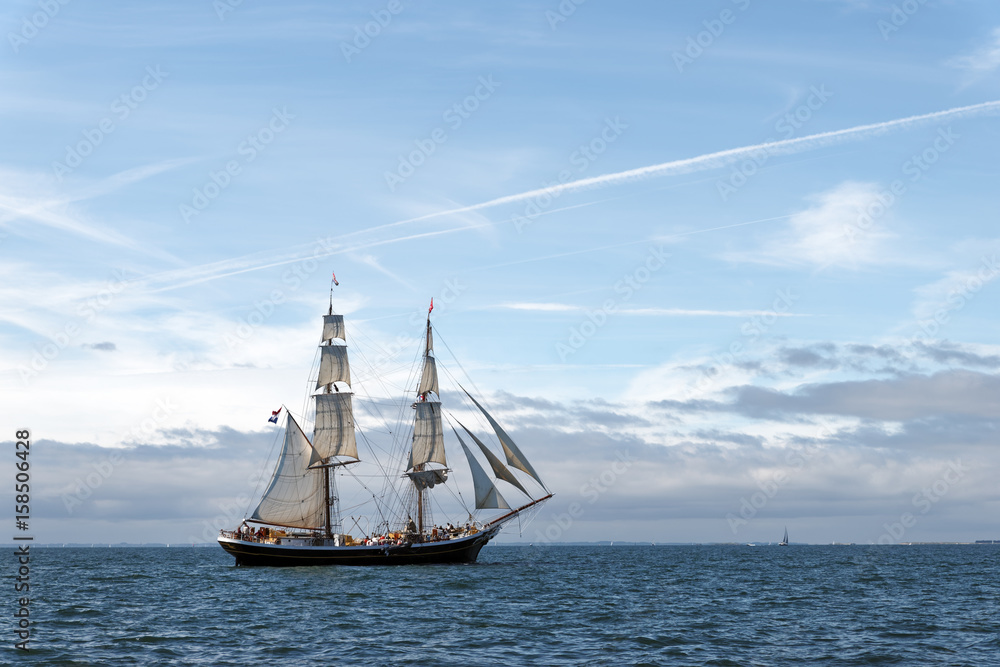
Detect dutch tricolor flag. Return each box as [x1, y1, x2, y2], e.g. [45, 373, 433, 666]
[268, 407, 281, 424]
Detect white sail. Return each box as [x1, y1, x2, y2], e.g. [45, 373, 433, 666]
[453, 427, 509, 510]
[456, 419, 528, 495]
[322, 314, 346, 342]
[409, 401, 446, 469]
[316, 345, 351, 388]
[461, 387, 545, 488]
[313, 392, 358, 461]
[251, 414, 325, 529]
[417, 355, 439, 397]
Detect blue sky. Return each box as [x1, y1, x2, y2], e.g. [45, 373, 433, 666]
[2, 0, 999, 544]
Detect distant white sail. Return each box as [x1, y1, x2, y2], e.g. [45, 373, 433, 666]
[251, 414, 325, 529]
[409, 401, 447, 469]
[313, 393, 358, 461]
[461, 387, 545, 488]
[316, 345, 351, 388]
[455, 419, 528, 495]
[453, 427, 509, 510]
[417, 355, 439, 397]
[322, 314, 346, 342]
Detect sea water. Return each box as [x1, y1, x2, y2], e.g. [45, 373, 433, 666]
[9, 544, 998, 665]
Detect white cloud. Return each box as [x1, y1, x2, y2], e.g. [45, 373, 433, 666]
[725, 181, 896, 268]
[909, 242, 1000, 321]
[949, 27, 1000, 79]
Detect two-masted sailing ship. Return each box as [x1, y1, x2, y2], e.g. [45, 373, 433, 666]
[218, 282, 552, 566]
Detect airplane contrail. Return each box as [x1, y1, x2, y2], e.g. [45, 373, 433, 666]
[373, 99, 1000, 230]
[134, 99, 1000, 292]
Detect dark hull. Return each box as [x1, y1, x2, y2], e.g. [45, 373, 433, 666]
[218, 529, 497, 567]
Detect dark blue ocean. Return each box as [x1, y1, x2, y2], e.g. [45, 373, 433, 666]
[8, 544, 998, 665]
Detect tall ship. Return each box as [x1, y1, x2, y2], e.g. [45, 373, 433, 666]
[218, 278, 552, 566]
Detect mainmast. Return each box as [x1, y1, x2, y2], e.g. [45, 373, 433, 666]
[313, 271, 359, 539]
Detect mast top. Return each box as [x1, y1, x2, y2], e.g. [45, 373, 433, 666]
[426, 299, 434, 354]
[329, 270, 339, 315]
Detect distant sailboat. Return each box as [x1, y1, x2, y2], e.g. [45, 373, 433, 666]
[779, 526, 789, 546]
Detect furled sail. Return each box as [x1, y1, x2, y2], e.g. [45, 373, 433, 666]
[322, 314, 346, 342]
[405, 469, 448, 490]
[455, 419, 528, 495]
[251, 414, 325, 529]
[316, 345, 351, 388]
[417, 355, 439, 397]
[461, 387, 545, 488]
[453, 427, 509, 510]
[409, 401, 446, 469]
[313, 392, 358, 461]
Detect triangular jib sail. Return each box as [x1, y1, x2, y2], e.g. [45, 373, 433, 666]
[251, 413, 325, 529]
[455, 419, 528, 495]
[461, 387, 545, 488]
[453, 427, 509, 510]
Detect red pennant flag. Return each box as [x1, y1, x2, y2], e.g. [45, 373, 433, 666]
[428, 298, 434, 313]
[332, 271, 339, 286]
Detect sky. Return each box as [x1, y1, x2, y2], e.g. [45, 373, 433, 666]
[2, 0, 999, 545]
